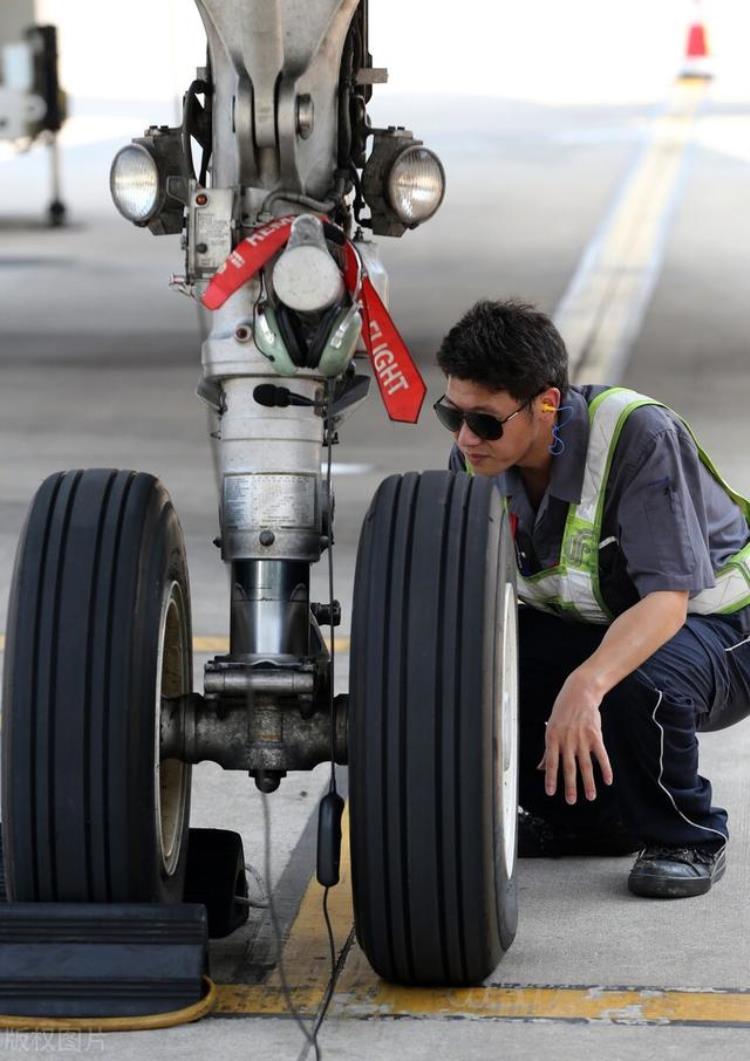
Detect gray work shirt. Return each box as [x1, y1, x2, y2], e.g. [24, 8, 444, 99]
[448, 384, 750, 630]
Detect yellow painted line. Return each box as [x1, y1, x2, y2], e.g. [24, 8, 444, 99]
[0, 634, 350, 655]
[332, 976, 750, 1025]
[214, 983, 324, 1016]
[192, 635, 350, 654]
[214, 802, 354, 1017]
[215, 812, 750, 1027]
[192, 635, 231, 653]
[554, 77, 709, 384]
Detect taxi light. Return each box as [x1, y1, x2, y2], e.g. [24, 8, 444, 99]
[110, 143, 160, 224]
[387, 146, 445, 225]
[361, 128, 446, 237]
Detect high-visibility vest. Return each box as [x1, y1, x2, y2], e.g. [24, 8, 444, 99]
[479, 387, 750, 624]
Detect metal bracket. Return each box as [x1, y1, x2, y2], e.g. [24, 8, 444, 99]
[187, 183, 236, 279]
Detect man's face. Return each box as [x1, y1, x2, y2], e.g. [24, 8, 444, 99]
[443, 377, 544, 477]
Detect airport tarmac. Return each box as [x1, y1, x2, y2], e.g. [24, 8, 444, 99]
[1, 66, 750, 1060]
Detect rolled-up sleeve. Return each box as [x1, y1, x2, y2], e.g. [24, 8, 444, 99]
[614, 419, 716, 598]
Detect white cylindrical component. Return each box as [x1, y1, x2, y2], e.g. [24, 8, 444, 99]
[199, 272, 332, 562]
[217, 377, 325, 562]
[273, 244, 345, 311]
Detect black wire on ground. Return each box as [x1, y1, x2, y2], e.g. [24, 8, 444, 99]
[295, 379, 343, 1061]
[261, 791, 321, 1061]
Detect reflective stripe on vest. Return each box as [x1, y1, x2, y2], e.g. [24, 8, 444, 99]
[514, 387, 750, 623]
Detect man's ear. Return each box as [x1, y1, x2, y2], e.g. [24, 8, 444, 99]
[539, 387, 561, 414]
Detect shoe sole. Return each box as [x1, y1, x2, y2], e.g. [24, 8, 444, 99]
[627, 850, 726, 899]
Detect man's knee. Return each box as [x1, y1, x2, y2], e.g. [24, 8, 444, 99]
[600, 669, 702, 759]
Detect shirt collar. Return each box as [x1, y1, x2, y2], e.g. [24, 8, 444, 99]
[494, 385, 589, 504]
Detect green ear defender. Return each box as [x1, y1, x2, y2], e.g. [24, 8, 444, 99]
[254, 304, 299, 376]
[254, 301, 363, 378]
[317, 304, 363, 376]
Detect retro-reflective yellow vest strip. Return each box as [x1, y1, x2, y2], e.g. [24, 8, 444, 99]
[474, 388, 750, 624]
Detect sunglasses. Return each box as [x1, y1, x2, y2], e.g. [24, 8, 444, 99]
[433, 395, 533, 441]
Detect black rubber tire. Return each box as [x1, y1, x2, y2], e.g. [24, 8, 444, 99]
[2, 469, 193, 903]
[184, 828, 249, 939]
[0, 827, 6, 902]
[349, 471, 519, 986]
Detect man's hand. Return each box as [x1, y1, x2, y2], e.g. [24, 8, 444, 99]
[536, 591, 689, 804]
[537, 670, 613, 804]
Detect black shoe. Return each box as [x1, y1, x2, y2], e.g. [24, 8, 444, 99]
[517, 807, 641, 858]
[628, 842, 726, 898]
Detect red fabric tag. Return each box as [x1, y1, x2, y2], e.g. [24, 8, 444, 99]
[358, 277, 426, 424]
[201, 216, 295, 310]
[201, 219, 427, 423]
[509, 512, 519, 540]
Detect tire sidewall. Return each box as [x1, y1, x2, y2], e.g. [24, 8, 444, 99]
[487, 496, 519, 951]
[126, 492, 192, 902]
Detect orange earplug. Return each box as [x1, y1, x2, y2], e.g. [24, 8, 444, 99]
[541, 402, 556, 413]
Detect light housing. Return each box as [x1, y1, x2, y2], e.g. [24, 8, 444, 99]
[361, 128, 446, 237]
[387, 146, 445, 225]
[109, 126, 189, 235]
[110, 144, 160, 224]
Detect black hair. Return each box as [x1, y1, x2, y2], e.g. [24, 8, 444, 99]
[436, 298, 569, 399]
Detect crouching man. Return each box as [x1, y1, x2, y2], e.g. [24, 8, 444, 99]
[433, 299, 750, 897]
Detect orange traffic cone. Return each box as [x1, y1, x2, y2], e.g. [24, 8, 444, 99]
[680, 5, 713, 80]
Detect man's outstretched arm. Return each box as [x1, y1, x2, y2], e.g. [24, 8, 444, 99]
[539, 589, 690, 804]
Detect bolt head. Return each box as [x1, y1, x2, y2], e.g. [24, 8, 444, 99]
[296, 94, 315, 140]
[259, 530, 275, 547]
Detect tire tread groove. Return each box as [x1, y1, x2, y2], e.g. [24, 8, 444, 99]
[83, 471, 117, 900]
[48, 471, 84, 901]
[380, 478, 400, 977]
[398, 476, 418, 983]
[434, 474, 454, 982]
[453, 477, 472, 982]
[29, 474, 64, 901]
[103, 472, 135, 900]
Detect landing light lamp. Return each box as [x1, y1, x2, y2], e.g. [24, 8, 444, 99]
[362, 128, 445, 237]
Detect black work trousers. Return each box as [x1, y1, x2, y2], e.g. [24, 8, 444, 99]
[518, 605, 750, 847]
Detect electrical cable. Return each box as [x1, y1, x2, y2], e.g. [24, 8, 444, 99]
[261, 791, 321, 1061]
[182, 78, 212, 187]
[324, 376, 339, 799]
[294, 378, 341, 1061]
[549, 403, 574, 456]
[243, 860, 269, 907]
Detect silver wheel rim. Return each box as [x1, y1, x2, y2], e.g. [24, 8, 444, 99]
[154, 580, 190, 876]
[499, 581, 519, 879]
